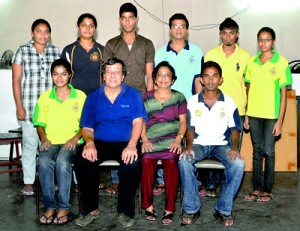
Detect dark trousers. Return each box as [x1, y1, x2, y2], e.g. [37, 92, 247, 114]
[141, 158, 178, 212]
[249, 117, 277, 193]
[74, 140, 141, 218]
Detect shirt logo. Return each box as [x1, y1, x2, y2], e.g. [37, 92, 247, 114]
[220, 107, 226, 118]
[90, 52, 99, 62]
[270, 67, 276, 76]
[189, 56, 195, 64]
[121, 105, 130, 108]
[73, 103, 79, 112]
[195, 109, 202, 116]
[236, 62, 240, 72]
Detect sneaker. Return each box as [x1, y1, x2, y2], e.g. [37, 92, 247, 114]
[21, 186, 34, 196]
[117, 213, 134, 228]
[75, 212, 99, 227]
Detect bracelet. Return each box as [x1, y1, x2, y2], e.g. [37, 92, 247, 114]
[85, 141, 94, 146]
[177, 134, 184, 139]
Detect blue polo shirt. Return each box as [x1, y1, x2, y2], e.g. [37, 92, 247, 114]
[188, 90, 241, 146]
[80, 83, 147, 142]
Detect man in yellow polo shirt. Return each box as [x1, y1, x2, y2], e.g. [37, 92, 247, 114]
[203, 18, 250, 196]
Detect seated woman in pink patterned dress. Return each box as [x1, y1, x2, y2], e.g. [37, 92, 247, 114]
[141, 61, 187, 225]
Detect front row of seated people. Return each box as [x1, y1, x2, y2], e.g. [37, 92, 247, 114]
[33, 57, 244, 227]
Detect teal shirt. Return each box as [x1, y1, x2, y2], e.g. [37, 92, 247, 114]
[155, 41, 204, 100]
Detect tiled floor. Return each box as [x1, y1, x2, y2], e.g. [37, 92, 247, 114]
[0, 167, 299, 231]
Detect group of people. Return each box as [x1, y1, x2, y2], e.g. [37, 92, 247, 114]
[11, 1, 292, 228]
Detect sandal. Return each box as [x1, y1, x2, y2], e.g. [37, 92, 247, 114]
[145, 210, 157, 221]
[153, 183, 165, 195]
[54, 214, 69, 225]
[99, 183, 104, 189]
[162, 212, 174, 225]
[106, 183, 119, 194]
[244, 192, 260, 201]
[257, 194, 273, 203]
[181, 210, 200, 225]
[213, 210, 234, 227]
[38, 214, 54, 225]
[53, 211, 74, 225]
[206, 189, 217, 197]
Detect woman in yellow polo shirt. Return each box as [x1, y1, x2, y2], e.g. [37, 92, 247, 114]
[244, 27, 292, 203]
[33, 59, 86, 224]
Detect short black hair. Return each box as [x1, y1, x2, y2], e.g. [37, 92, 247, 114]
[257, 27, 276, 40]
[219, 17, 239, 31]
[201, 61, 222, 77]
[51, 58, 72, 75]
[77, 13, 97, 28]
[119, 3, 137, 17]
[103, 57, 127, 77]
[152, 61, 177, 85]
[31, 19, 51, 33]
[169, 13, 189, 29]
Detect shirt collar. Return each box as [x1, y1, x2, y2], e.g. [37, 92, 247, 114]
[29, 39, 51, 48]
[49, 84, 77, 101]
[99, 82, 127, 95]
[198, 89, 225, 103]
[254, 50, 279, 64]
[219, 43, 240, 55]
[120, 32, 139, 41]
[166, 40, 190, 53]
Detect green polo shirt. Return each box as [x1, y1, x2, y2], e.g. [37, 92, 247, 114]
[245, 50, 292, 119]
[205, 44, 250, 115]
[33, 84, 86, 144]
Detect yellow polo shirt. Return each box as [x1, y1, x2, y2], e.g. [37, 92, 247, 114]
[33, 84, 86, 144]
[205, 44, 250, 115]
[245, 50, 292, 119]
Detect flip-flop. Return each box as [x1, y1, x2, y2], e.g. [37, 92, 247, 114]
[257, 194, 273, 203]
[53, 214, 70, 225]
[153, 184, 165, 195]
[38, 214, 54, 225]
[244, 192, 260, 201]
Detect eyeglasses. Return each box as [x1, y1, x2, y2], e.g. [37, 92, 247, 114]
[171, 24, 186, 30]
[257, 38, 273, 43]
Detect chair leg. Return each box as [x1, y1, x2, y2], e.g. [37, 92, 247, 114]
[36, 173, 40, 215]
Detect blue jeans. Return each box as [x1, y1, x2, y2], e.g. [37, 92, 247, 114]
[248, 117, 276, 193]
[111, 170, 119, 184]
[206, 116, 245, 190]
[178, 145, 244, 216]
[38, 145, 76, 210]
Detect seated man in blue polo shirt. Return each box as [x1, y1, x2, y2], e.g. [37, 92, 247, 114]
[74, 57, 147, 228]
[178, 61, 244, 227]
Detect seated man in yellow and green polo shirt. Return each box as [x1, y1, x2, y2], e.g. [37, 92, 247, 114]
[33, 58, 86, 225]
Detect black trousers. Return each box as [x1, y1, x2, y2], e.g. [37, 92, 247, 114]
[74, 140, 141, 218]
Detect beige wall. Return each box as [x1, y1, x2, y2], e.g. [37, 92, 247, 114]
[0, 0, 299, 61]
